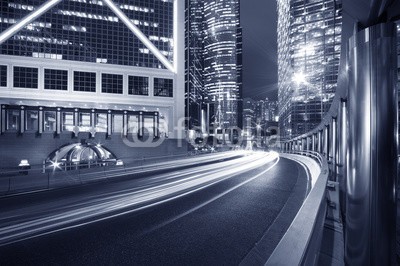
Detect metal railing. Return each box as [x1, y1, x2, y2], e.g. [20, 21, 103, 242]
[266, 150, 329, 265]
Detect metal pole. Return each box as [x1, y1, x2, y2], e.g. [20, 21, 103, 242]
[318, 131, 322, 154]
[331, 118, 337, 180]
[346, 22, 397, 265]
[337, 99, 348, 221]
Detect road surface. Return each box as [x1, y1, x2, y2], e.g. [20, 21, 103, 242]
[0, 151, 309, 265]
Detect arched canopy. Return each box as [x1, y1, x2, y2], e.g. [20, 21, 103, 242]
[47, 143, 116, 164]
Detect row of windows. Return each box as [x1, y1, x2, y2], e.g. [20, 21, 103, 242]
[0, 65, 173, 97]
[4, 108, 160, 135]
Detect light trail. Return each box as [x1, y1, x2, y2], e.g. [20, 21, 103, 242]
[0, 151, 279, 246]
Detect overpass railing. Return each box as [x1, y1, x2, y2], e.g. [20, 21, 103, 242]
[278, 20, 398, 265]
[266, 150, 329, 265]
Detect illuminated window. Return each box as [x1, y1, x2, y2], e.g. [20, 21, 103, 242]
[13, 67, 38, 89]
[128, 115, 138, 133]
[44, 111, 56, 132]
[74, 71, 96, 92]
[6, 109, 20, 131]
[95, 113, 107, 132]
[62, 112, 74, 131]
[44, 69, 68, 91]
[154, 78, 173, 97]
[102, 74, 123, 94]
[25, 110, 38, 131]
[79, 112, 91, 131]
[112, 114, 123, 133]
[128, 76, 149, 95]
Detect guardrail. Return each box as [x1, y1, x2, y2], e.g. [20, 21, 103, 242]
[266, 150, 329, 265]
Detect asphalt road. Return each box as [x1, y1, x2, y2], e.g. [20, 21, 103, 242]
[0, 152, 309, 265]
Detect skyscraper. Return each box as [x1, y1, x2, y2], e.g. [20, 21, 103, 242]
[185, 0, 242, 135]
[185, 0, 205, 131]
[0, 0, 185, 167]
[277, 0, 342, 140]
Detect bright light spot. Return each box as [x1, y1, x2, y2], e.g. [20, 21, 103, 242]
[292, 72, 307, 85]
[19, 159, 30, 167]
[51, 161, 61, 169]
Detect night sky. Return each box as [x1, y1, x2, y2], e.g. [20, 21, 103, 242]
[241, 0, 278, 101]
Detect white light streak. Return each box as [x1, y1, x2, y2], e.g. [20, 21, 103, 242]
[0, 151, 278, 246]
[0, 0, 62, 45]
[103, 0, 175, 73]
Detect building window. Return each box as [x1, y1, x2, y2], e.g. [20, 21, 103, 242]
[102, 73, 123, 94]
[154, 78, 173, 97]
[6, 109, 20, 131]
[128, 115, 138, 133]
[0, 65, 6, 87]
[44, 69, 68, 90]
[25, 110, 38, 131]
[112, 114, 123, 132]
[74, 71, 96, 92]
[143, 116, 154, 135]
[95, 113, 107, 132]
[62, 112, 74, 131]
[79, 112, 91, 131]
[128, 76, 149, 95]
[13, 66, 38, 89]
[44, 111, 56, 132]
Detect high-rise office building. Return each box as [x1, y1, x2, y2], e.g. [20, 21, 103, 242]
[204, 0, 242, 131]
[185, 0, 206, 131]
[0, 0, 185, 167]
[277, 0, 342, 140]
[185, 0, 242, 134]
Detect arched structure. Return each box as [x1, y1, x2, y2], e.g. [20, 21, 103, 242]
[46, 143, 116, 167]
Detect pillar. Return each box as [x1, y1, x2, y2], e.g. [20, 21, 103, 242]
[107, 110, 112, 137]
[317, 130, 322, 154]
[331, 117, 337, 180]
[19, 106, 25, 134]
[38, 107, 43, 134]
[56, 107, 61, 135]
[123, 111, 128, 137]
[337, 99, 348, 221]
[345, 22, 397, 265]
[154, 112, 159, 138]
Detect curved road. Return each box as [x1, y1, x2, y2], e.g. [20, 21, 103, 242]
[0, 151, 309, 265]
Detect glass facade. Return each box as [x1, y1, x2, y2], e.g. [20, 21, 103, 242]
[185, 0, 205, 130]
[6, 109, 19, 131]
[203, 0, 242, 129]
[74, 71, 96, 92]
[0, 0, 174, 69]
[128, 76, 149, 95]
[277, 0, 342, 140]
[185, 0, 242, 130]
[13, 66, 38, 88]
[154, 78, 173, 97]
[44, 69, 68, 90]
